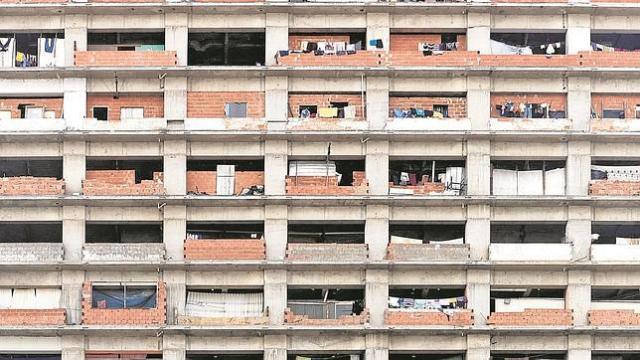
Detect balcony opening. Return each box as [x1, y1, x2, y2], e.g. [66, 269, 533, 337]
[490, 32, 566, 55]
[590, 160, 640, 196]
[389, 354, 464, 360]
[490, 223, 565, 244]
[185, 222, 264, 261]
[491, 93, 567, 119]
[593, 353, 640, 360]
[288, 32, 366, 52]
[490, 353, 565, 360]
[389, 159, 466, 195]
[0, 222, 62, 243]
[85, 223, 163, 243]
[592, 287, 640, 307]
[188, 32, 265, 66]
[592, 223, 640, 245]
[288, 93, 364, 120]
[183, 288, 264, 321]
[187, 159, 264, 195]
[491, 160, 566, 195]
[591, 93, 640, 120]
[0, 97, 63, 120]
[490, 287, 565, 313]
[389, 93, 467, 119]
[85, 354, 162, 360]
[91, 283, 158, 309]
[86, 159, 163, 183]
[287, 354, 363, 360]
[390, 32, 466, 55]
[288, 159, 365, 187]
[592, 33, 640, 52]
[87, 31, 165, 51]
[288, 222, 365, 244]
[187, 222, 264, 240]
[287, 288, 365, 318]
[0, 32, 65, 68]
[389, 287, 467, 311]
[186, 354, 263, 360]
[390, 223, 465, 245]
[0, 355, 61, 360]
[86, 93, 164, 121]
[0, 158, 62, 179]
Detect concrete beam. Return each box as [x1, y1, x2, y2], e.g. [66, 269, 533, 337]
[366, 269, 389, 327]
[365, 140, 389, 195]
[265, 205, 288, 261]
[164, 205, 186, 261]
[366, 205, 389, 261]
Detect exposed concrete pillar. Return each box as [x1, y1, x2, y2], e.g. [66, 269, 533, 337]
[64, 15, 87, 67]
[366, 269, 388, 326]
[163, 205, 186, 262]
[365, 334, 389, 360]
[265, 76, 288, 130]
[63, 206, 85, 262]
[566, 270, 591, 327]
[366, 205, 389, 261]
[264, 269, 287, 325]
[265, 140, 288, 195]
[163, 334, 186, 360]
[165, 13, 188, 66]
[61, 335, 84, 360]
[466, 334, 491, 360]
[61, 270, 84, 325]
[466, 205, 490, 261]
[366, 13, 389, 51]
[467, 270, 490, 326]
[567, 334, 592, 360]
[265, 13, 289, 66]
[164, 270, 187, 325]
[63, 140, 86, 195]
[164, 77, 188, 121]
[466, 140, 491, 196]
[63, 78, 86, 126]
[567, 77, 592, 132]
[566, 141, 591, 196]
[365, 140, 389, 195]
[467, 13, 491, 54]
[566, 206, 592, 262]
[164, 140, 187, 196]
[566, 14, 591, 55]
[366, 76, 389, 130]
[467, 76, 491, 130]
[265, 205, 288, 261]
[264, 335, 287, 360]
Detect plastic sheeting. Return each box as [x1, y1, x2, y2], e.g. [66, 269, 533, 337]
[184, 292, 263, 318]
[490, 39, 533, 55]
[92, 287, 157, 309]
[288, 161, 337, 177]
[492, 169, 518, 195]
[0, 288, 61, 309]
[517, 170, 543, 196]
[493, 168, 566, 195]
[545, 168, 566, 196]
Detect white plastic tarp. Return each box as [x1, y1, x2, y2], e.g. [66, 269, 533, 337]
[0, 288, 61, 309]
[494, 297, 564, 313]
[38, 38, 65, 68]
[544, 168, 566, 195]
[517, 170, 543, 195]
[185, 292, 263, 318]
[288, 161, 337, 177]
[492, 169, 517, 195]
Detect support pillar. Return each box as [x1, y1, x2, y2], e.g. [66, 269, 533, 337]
[265, 205, 288, 261]
[163, 205, 187, 262]
[164, 270, 186, 325]
[163, 334, 186, 360]
[265, 140, 288, 195]
[365, 334, 389, 360]
[366, 13, 389, 51]
[466, 205, 490, 261]
[467, 270, 490, 326]
[467, 13, 491, 54]
[164, 140, 187, 196]
[567, 77, 592, 132]
[264, 335, 287, 360]
[566, 270, 591, 327]
[465, 140, 491, 196]
[63, 15, 87, 67]
[265, 76, 289, 130]
[365, 140, 389, 195]
[265, 13, 289, 66]
[467, 76, 491, 131]
[366, 77, 389, 130]
[567, 334, 592, 360]
[164, 77, 188, 123]
[63, 78, 86, 128]
[466, 334, 491, 360]
[63, 140, 86, 195]
[566, 206, 592, 262]
[61, 335, 84, 360]
[566, 14, 592, 55]
[366, 269, 388, 327]
[61, 270, 84, 325]
[566, 141, 591, 196]
[264, 270, 287, 325]
[365, 205, 389, 261]
[165, 13, 188, 66]
[63, 206, 85, 262]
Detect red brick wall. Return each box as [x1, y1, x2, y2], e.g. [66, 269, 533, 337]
[186, 171, 264, 195]
[184, 239, 266, 260]
[74, 51, 177, 67]
[284, 308, 369, 325]
[276, 52, 386, 67]
[490, 93, 567, 118]
[390, 34, 467, 53]
[0, 0, 66, 3]
[389, 182, 446, 195]
[288, 35, 352, 51]
[389, 96, 467, 118]
[288, 94, 365, 119]
[82, 281, 166, 325]
[0, 98, 64, 119]
[86, 94, 164, 121]
[285, 171, 368, 195]
[83, 170, 165, 196]
[487, 309, 573, 326]
[590, 180, 640, 196]
[592, 94, 640, 119]
[493, 0, 565, 2]
[589, 309, 640, 325]
[0, 309, 66, 325]
[0, 177, 65, 196]
[385, 309, 473, 326]
[187, 92, 265, 118]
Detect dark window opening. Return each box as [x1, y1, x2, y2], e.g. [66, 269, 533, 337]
[389, 287, 467, 310]
[490, 32, 566, 55]
[390, 355, 463, 360]
[288, 223, 365, 244]
[287, 32, 366, 52]
[592, 288, 640, 302]
[86, 354, 161, 360]
[188, 32, 265, 66]
[389, 159, 466, 194]
[492, 160, 566, 171]
[490, 288, 566, 313]
[490, 353, 565, 360]
[187, 159, 264, 171]
[389, 223, 465, 244]
[0, 355, 61, 360]
[287, 354, 363, 360]
[593, 353, 640, 360]
[592, 33, 640, 52]
[0, 159, 63, 178]
[187, 354, 263, 360]
[85, 223, 162, 243]
[86, 159, 163, 183]
[186, 222, 264, 240]
[91, 284, 157, 309]
[288, 159, 365, 187]
[490, 223, 566, 244]
[92, 107, 108, 121]
[298, 105, 318, 118]
[87, 32, 165, 51]
[592, 223, 640, 245]
[433, 105, 449, 118]
[287, 288, 365, 317]
[0, 222, 62, 243]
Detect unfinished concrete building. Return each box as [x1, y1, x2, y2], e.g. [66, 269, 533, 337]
[2, 0, 640, 359]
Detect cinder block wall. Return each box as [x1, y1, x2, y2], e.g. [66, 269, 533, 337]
[186, 92, 265, 118]
[86, 94, 164, 120]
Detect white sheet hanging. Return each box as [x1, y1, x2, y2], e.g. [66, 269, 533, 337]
[490, 39, 533, 55]
[185, 292, 263, 318]
[517, 170, 543, 196]
[492, 169, 517, 195]
[0, 38, 15, 68]
[544, 168, 566, 195]
[38, 38, 65, 68]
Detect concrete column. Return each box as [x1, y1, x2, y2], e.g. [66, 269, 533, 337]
[467, 76, 491, 130]
[467, 270, 490, 326]
[63, 206, 85, 262]
[566, 206, 592, 262]
[63, 78, 86, 127]
[264, 335, 287, 360]
[61, 270, 84, 325]
[163, 334, 186, 360]
[365, 334, 388, 360]
[567, 334, 592, 360]
[265, 76, 288, 129]
[365, 140, 389, 195]
[466, 140, 491, 196]
[64, 14, 87, 67]
[566, 270, 591, 327]
[366, 269, 389, 326]
[165, 13, 188, 66]
[61, 335, 84, 360]
[265, 140, 288, 195]
[567, 77, 592, 132]
[566, 14, 592, 55]
[366, 76, 389, 130]
[466, 334, 491, 360]
[365, 205, 389, 261]
[265, 205, 288, 261]
[265, 13, 289, 66]
[566, 141, 591, 196]
[164, 270, 186, 325]
[466, 205, 490, 261]
[164, 77, 187, 121]
[163, 205, 186, 262]
[467, 13, 491, 54]
[164, 140, 187, 196]
[264, 269, 287, 324]
[366, 13, 389, 51]
[63, 140, 86, 195]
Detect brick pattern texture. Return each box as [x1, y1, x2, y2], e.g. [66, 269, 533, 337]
[286, 171, 368, 195]
[487, 309, 573, 326]
[589, 309, 640, 325]
[286, 243, 368, 262]
[390, 34, 467, 52]
[0, 0, 66, 3]
[591, 93, 640, 119]
[385, 309, 473, 326]
[389, 176, 447, 194]
[0, 309, 66, 325]
[184, 239, 266, 260]
[389, 97, 467, 118]
[288, 94, 365, 119]
[288, 35, 352, 51]
[284, 308, 369, 325]
[0, 98, 63, 119]
[186, 171, 264, 195]
[386, 243, 470, 262]
[490, 93, 567, 118]
[83, 170, 165, 196]
[74, 51, 177, 67]
[590, 180, 640, 196]
[177, 314, 268, 325]
[187, 92, 265, 118]
[0, 177, 65, 196]
[86, 94, 164, 121]
[81, 281, 166, 325]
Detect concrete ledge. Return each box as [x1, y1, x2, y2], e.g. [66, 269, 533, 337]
[489, 243, 572, 262]
[82, 243, 165, 262]
[0, 243, 63, 263]
[286, 243, 368, 262]
[387, 243, 470, 262]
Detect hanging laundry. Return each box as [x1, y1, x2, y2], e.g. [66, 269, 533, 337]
[490, 39, 533, 55]
[318, 107, 338, 118]
[0, 38, 11, 52]
[343, 105, 356, 119]
[43, 38, 56, 53]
